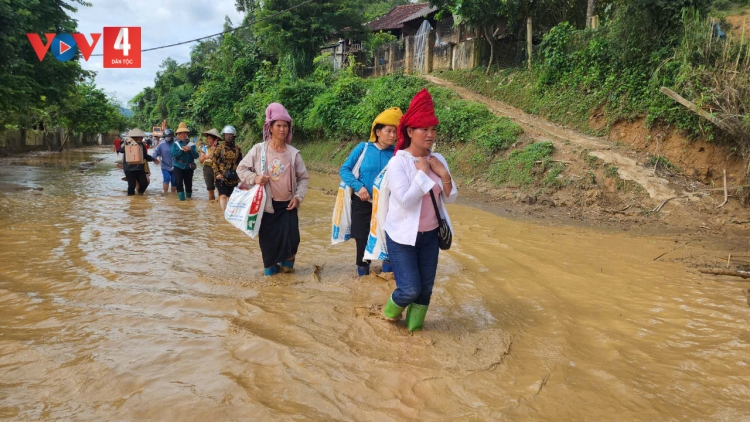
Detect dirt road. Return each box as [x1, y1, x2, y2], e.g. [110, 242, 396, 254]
[422, 74, 678, 201]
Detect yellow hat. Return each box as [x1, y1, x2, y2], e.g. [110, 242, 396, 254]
[176, 121, 189, 134]
[369, 107, 403, 142]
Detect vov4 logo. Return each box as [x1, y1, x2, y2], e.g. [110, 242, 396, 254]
[26, 27, 141, 68]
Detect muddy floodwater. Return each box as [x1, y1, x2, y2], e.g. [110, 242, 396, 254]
[1, 148, 749, 420]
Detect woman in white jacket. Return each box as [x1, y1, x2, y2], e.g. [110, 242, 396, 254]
[382, 89, 457, 332]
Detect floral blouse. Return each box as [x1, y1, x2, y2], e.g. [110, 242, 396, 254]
[211, 143, 243, 186]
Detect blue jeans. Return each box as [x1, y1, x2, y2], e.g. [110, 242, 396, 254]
[386, 229, 439, 307]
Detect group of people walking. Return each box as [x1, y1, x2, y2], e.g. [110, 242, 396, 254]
[116, 90, 456, 332]
[117, 103, 310, 281]
[338, 89, 457, 332]
[121, 123, 244, 203]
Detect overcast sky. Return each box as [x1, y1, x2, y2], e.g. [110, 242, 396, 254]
[72, 0, 244, 107]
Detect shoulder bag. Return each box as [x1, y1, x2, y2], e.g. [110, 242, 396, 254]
[429, 190, 452, 250]
[223, 145, 242, 181]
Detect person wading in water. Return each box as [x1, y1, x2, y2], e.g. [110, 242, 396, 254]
[237, 103, 310, 276]
[199, 128, 221, 202]
[338, 107, 402, 276]
[151, 128, 177, 194]
[118, 128, 159, 196]
[170, 122, 199, 201]
[212, 126, 243, 211]
[381, 89, 457, 332]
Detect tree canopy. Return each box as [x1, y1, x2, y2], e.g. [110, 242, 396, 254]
[0, 0, 128, 135]
[251, 0, 368, 77]
[0, 0, 92, 125]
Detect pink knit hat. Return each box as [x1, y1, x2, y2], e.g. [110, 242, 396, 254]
[263, 103, 293, 144]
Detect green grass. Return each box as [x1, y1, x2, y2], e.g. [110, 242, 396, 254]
[298, 139, 357, 173]
[582, 150, 601, 169]
[543, 162, 566, 188]
[489, 142, 556, 187]
[437, 69, 609, 136]
[604, 163, 619, 178]
[473, 118, 524, 153]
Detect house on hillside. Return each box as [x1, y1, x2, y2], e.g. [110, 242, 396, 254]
[397, 5, 525, 72]
[321, 40, 358, 70]
[398, 5, 462, 43]
[367, 3, 432, 40]
[322, 2, 520, 76]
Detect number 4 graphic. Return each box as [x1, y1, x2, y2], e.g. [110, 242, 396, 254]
[103, 27, 141, 68]
[114, 28, 131, 56]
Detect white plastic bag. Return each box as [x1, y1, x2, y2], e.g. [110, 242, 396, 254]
[331, 143, 368, 244]
[224, 184, 266, 238]
[363, 166, 389, 261]
[224, 144, 267, 238]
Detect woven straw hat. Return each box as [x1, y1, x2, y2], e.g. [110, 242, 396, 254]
[202, 128, 222, 139]
[176, 122, 190, 134]
[127, 128, 146, 138]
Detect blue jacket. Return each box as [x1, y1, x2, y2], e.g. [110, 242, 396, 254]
[151, 140, 175, 171]
[170, 140, 199, 170]
[339, 142, 395, 196]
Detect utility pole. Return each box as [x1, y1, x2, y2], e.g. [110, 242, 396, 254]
[587, 0, 596, 28]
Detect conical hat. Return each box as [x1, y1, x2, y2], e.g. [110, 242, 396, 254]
[202, 128, 222, 139]
[127, 128, 146, 138]
[176, 122, 190, 134]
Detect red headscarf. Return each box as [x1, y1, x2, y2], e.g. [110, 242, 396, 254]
[395, 88, 440, 154]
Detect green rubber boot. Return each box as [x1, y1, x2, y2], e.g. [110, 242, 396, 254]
[405, 303, 428, 332]
[178, 192, 186, 201]
[186, 191, 192, 199]
[382, 295, 405, 321]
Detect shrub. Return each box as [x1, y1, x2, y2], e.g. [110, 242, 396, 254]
[434, 100, 494, 143]
[354, 74, 424, 136]
[712, 0, 732, 10]
[237, 67, 524, 156]
[304, 74, 368, 138]
[471, 118, 523, 153]
[490, 142, 556, 187]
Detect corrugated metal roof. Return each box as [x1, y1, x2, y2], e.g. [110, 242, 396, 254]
[368, 3, 430, 31]
[398, 5, 438, 25]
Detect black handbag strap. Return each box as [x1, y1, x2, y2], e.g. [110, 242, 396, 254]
[429, 190, 442, 220]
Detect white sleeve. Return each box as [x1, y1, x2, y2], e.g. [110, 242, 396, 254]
[387, 156, 435, 209]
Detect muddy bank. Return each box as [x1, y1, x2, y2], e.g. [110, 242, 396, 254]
[1, 147, 749, 420]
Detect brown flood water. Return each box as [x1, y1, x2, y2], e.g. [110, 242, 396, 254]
[1, 148, 749, 420]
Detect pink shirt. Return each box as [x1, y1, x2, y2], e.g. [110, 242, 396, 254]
[266, 147, 293, 201]
[418, 170, 443, 232]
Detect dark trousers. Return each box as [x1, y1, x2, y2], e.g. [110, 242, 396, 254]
[351, 194, 372, 266]
[258, 200, 300, 268]
[355, 238, 368, 267]
[173, 167, 194, 194]
[125, 170, 149, 195]
[386, 229, 440, 307]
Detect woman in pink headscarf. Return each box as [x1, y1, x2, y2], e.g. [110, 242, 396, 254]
[237, 103, 310, 276]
